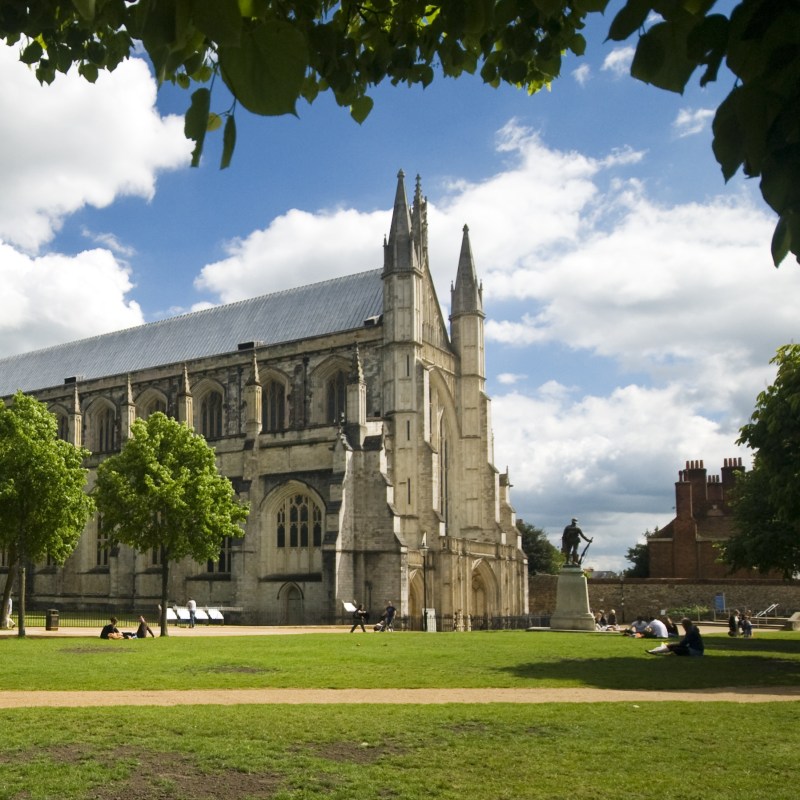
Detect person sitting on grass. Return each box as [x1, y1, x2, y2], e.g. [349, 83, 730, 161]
[100, 617, 123, 640]
[133, 615, 155, 638]
[622, 616, 649, 637]
[642, 617, 668, 639]
[646, 618, 704, 657]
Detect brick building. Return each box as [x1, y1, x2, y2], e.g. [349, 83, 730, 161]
[648, 458, 778, 580]
[0, 172, 528, 624]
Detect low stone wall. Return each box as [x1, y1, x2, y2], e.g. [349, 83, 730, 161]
[529, 574, 800, 623]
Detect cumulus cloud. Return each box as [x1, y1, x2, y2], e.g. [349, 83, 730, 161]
[0, 242, 144, 355]
[0, 47, 191, 251]
[195, 208, 389, 303]
[572, 63, 591, 86]
[0, 47, 188, 354]
[602, 46, 635, 78]
[673, 107, 715, 137]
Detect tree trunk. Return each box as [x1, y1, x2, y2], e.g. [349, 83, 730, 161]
[159, 558, 170, 637]
[0, 559, 15, 630]
[17, 562, 26, 638]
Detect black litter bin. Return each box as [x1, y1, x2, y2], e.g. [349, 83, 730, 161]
[45, 609, 59, 631]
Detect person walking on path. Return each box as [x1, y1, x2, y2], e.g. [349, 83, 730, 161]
[187, 598, 197, 628]
[350, 604, 368, 633]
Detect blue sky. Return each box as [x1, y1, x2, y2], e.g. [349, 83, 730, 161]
[1, 7, 798, 571]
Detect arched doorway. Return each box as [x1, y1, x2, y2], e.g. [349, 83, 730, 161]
[280, 584, 304, 625]
[408, 569, 424, 630]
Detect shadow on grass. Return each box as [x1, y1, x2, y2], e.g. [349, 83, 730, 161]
[500, 644, 800, 691]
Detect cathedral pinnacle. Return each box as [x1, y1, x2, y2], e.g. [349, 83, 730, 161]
[451, 224, 484, 316]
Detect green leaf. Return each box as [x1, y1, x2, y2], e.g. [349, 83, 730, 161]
[207, 112, 223, 132]
[219, 19, 308, 117]
[349, 94, 373, 124]
[184, 87, 211, 167]
[221, 114, 236, 169]
[631, 21, 696, 93]
[712, 91, 745, 181]
[20, 41, 43, 65]
[607, 0, 652, 42]
[192, 0, 242, 47]
[71, 0, 96, 21]
[771, 215, 790, 266]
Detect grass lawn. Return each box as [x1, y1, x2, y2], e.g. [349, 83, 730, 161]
[1, 630, 799, 799]
[2, 629, 800, 691]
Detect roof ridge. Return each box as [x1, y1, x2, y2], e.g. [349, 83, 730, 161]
[0, 269, 382, 365]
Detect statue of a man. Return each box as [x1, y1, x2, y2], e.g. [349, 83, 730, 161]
[561, 518, 592, 565]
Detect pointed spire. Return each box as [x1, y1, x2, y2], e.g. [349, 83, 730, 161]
[180, 364, 192, 396]
[412, 174, 428, 270]
[349, 343, 364, 384]
[383, 169, 417, 274]
[451, 225, 483, 316]
[390, 169, 411, 240]
[125, 374, 134, 405]
[246, 350, 260, 386]
[71, 382, 81, 414]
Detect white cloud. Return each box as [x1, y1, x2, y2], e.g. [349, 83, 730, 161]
[195, 208, 389, 303]
[0, 47, 191, 251]
[0, 242, 144, 355]
[673, 107, 715, 137]
[602, 46, 635, 78]
[497, 372, 526, 385]
[572, 63, 591, 86]
[0, 47, 188, 356]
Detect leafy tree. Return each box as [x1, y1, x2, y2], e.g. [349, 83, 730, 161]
[517, 519, 564, 574]
[0, 391, 94, 636]
[2, 2, 797, 264]
[94, 412, 249, 635]
[723, 344, 800, 578]
[624, 540, 649, 577]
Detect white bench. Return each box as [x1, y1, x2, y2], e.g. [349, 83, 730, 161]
[194, 608, 209, 623]
[175, 607, 191, 625]
[207, 608, 224, 623]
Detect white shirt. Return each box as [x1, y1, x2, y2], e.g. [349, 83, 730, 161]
[647, 619, 668, 638]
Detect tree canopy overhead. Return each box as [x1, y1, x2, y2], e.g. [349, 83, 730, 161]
[1, 1, 798, 264]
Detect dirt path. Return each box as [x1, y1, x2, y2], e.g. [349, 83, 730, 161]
[1, 686, 799, 708]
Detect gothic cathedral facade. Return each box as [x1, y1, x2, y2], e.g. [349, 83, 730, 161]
[0, 172, 528, 626]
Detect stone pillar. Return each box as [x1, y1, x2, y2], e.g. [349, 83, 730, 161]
[549, 565, 595, 631]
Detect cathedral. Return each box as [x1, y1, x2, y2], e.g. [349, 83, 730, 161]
[0, 172, 528, 627]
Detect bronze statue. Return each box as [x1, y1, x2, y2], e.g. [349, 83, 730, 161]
[561, 518, 592, 565]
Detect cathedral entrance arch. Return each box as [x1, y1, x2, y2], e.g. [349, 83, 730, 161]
[408, 569, 424, 629]
[278, 583, 304, 625]
[470, 560, 498, 628]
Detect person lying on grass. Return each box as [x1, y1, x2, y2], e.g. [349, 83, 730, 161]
[647, 618, 704, 657]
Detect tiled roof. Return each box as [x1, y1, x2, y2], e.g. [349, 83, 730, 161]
[0, 270, 384, 395]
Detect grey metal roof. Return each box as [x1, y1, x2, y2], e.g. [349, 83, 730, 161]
[0, 269, 384, 395]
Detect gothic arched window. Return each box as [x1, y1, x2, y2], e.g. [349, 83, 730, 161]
[276, 493, 323, 549]
[95, 406, 116, 452]
[200, 391, 223, 439]
[326, 371, 347, 424]
[262, 379, 286, 432]
[56, 413, 69, 442]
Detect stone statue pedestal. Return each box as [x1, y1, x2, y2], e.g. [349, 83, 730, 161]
[550, 564, 595, 631]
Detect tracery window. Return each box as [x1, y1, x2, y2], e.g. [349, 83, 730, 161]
[96, 406, 116, 452]
[207, 536, 232, 574]
[96, 516, 110, 567]
[142, 398, 166, 418]
[200, 390, 223, 439]
[56, 413, 69, 442]
[262, 379, 286, 432]
[276, 494, 323, 549]
[326, 371, 346, 424]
